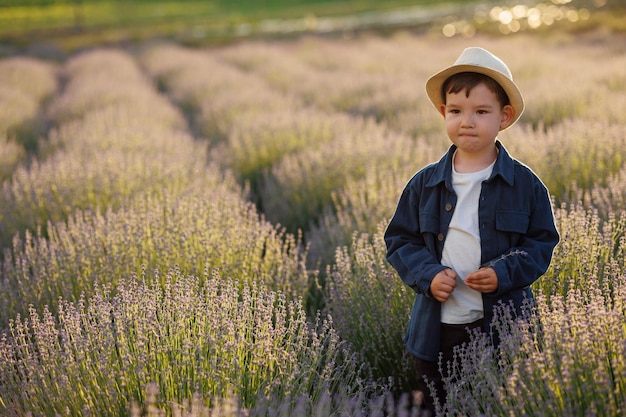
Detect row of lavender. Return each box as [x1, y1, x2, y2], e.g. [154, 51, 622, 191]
[0, 48, 363, 415]
[0, 49, 310, 309]
[0, 57, 57, 180]
[1, 32, 626, 416]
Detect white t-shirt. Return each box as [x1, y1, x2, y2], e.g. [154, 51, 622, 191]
[440, 157, 495, 324]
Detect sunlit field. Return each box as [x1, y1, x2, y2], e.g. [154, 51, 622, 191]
[1, 26, 626, 416]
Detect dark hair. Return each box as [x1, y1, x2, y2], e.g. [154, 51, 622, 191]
[441, 72, 510, 108]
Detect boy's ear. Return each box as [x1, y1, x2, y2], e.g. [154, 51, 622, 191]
[439, 104, 447, 117]
[499, 104, 515, 130]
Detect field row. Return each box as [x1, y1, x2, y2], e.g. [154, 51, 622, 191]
[1, 32, 626, 415]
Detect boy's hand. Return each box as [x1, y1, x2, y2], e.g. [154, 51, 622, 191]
[430, 269, 457, 302]
[466, 267, 498, 293]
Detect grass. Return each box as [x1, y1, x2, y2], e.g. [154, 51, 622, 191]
[0, 0, 472, 30]
[0, 0, 472, 51]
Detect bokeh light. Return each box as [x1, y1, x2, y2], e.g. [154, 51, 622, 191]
[443, 0, 597, 37]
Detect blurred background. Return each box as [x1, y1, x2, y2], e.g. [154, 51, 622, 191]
[0, 0, 624, 56]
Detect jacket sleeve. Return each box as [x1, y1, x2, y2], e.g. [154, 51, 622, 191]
[384, 180, 448, 298]
[484, 177, 560, 297]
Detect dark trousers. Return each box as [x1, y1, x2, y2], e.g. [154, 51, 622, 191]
[414, 319, 484, 414]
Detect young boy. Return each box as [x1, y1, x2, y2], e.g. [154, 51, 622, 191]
[384, 47, 559, 413]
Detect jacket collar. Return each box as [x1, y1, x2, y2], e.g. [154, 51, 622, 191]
[425, 140, 515, 188]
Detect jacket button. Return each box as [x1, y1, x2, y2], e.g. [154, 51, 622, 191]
[445, 203, 452, 211]
[438, 233, 444, 241]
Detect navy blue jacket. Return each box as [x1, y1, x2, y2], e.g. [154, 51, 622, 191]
[384, 141, 559, 361]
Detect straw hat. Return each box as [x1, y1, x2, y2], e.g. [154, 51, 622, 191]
[425, 47, 524, 126]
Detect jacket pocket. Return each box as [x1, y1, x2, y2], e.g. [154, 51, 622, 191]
[495, 210, 530, 234]
[419, 213, 439, 234]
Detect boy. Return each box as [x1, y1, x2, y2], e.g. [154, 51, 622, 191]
[384, 47, 559, 413]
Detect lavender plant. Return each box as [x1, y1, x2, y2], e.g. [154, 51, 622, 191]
[540, 203, 626, 298]
[260, 122, 413, 233]
[324, 226, 416, 391]
[42, 103, 189, 159]
[47, 49, 158, 124]
[590, 165, 626, 219]
[519, 61, 626, 129]
[503, 120, 626, 206]
[0, 172, 309, 328]
[0, 269, 369, 416]
[130, 382, 427, 417]
[0, 85, 39, 139]
[139, 44, 253, 106]
[435, 273, 626, 417]
[306, 134, 446, 267]
[139, 43, 290, 142]
[0, 127, 206, 251]
[0, 56, 58, 153]
[215, 108, 346, 184]
[0, 135, 25, 181]
[196, 85, 299, 145]
[0, 49, 202, 251]
[216, 41, 316, 97]
[0, 57, 58, 104]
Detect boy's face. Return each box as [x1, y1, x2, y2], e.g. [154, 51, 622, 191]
[439, 82, 514, 156]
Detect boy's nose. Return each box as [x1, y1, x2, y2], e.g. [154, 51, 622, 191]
[461, 114, 475, 127]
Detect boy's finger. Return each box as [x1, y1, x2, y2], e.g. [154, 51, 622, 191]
[467, 269, 491, 282]
[444, 269, 458, 279]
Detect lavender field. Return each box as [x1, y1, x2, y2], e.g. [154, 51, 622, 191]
[1, 30, 625, 416]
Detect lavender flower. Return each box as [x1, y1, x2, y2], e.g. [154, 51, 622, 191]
[486, 249, 529, 268]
